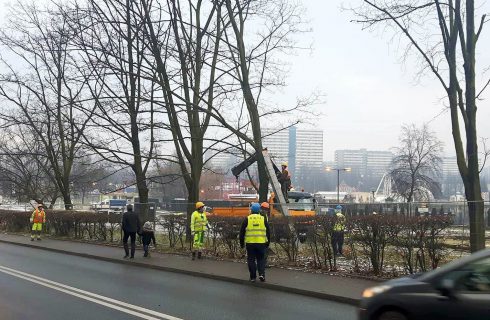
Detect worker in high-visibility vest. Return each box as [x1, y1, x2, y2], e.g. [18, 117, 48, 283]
[332, 205, 346, 256]
[239, 203, 270, 282]
[191, 201, 208, 260]
[30, 204, 46, 241]
[260, 202, 271, 268]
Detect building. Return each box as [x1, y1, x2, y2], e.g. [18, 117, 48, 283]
[334, 149, 393, 176]
[262, 127, 324, 188]
[442, 156, 460, 177]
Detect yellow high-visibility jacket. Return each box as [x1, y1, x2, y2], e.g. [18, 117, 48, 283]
[191, 210, 208, 232]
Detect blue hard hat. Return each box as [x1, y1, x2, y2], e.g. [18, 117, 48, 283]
[336, 205, 342, 210]
[251, 203, 261, 213]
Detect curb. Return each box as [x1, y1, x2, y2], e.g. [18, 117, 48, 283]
[0, 239, 360, 306]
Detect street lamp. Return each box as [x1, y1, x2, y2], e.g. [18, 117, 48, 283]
[326, 167, 351, 203]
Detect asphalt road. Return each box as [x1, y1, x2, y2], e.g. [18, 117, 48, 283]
[0, 243, 357, 320]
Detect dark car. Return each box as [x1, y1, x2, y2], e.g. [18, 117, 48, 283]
[359, 249, 490, 320]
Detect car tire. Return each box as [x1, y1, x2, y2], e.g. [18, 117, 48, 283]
[377, 310, 407, 320]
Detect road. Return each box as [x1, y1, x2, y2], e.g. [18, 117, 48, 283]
[0, 243, 357, 320]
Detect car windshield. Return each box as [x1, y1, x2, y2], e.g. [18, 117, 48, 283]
[288, 198, 314, 211]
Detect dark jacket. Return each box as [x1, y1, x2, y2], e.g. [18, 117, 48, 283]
[122, 211, 140, 233]
[239, 214, 270, 248]
[140, 230, 156, 246]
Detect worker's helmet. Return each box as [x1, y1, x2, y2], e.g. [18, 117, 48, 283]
[38, 204, 44, 209]
[251, 203, 261, 213]
[336, 205, 342, 210]
[281, 162, 288, 167]
[260, 202, 270, 209]
[195, 201, 205, 209]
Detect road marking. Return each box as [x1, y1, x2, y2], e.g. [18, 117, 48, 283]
[0, 265, 183, 320]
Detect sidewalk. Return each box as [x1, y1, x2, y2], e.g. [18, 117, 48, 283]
[0, 233, 379, 306]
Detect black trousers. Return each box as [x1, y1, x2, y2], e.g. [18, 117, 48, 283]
[123, 231, 136, 257]
[332, 231, 344, 255]
[246, 243, 267, 280]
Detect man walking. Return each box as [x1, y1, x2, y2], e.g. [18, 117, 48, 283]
[332, 205, 346, 256]
[122, 204, 140, 259]
[191, 201, 208, 260]
[239, 203, 270, 282]
[30, 204, 46, 241]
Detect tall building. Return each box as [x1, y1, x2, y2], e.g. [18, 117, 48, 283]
[442, 156, 460, 177]
[334, 149, 393, 176]
[262, 127, 324, 188]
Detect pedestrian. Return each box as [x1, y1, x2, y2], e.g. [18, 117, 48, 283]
[191, 201, 208, 260]
[140, 221, 156, 258]
[332, 205, 346, 256]
[122, 204, 140, 259]
[260, 202, 271, 267]
[30, 204, 46, 241]
[277, 162, 292, 203]
[239, 203, 270, 282]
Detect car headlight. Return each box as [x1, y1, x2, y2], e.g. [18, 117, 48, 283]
[362, 285, 391, 298]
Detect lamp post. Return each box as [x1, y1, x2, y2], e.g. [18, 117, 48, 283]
[326, 167, 351, 203]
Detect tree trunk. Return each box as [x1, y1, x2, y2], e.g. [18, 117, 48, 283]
[463, 0, 485, 251]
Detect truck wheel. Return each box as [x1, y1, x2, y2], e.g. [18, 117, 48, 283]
[377, 310, 407, 320]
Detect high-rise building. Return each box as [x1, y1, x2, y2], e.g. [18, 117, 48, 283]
[262, 127, 324, 187]
[334, 149, 393, 176]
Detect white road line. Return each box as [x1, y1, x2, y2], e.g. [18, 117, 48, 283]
[0, 265, 183, 320]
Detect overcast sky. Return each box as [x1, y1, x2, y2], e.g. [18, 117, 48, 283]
[0, 0, 489, 161]
[281, 0, 490, 161]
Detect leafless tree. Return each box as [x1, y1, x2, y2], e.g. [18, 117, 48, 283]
[390, 124, 443, 202]
[0, 2, 96, 209]
[352, 0, 489, 251]
[0, 126, 59, 205]
[68, 0, 160, 211]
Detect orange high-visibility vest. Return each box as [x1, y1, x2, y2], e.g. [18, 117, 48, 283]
[32, 209, 46, 223]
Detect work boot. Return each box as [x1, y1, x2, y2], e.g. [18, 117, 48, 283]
[143, 251, 148, 258]
[123, 243, 129, 258]
[37, 238, 41, 241]
[197, 252, 202, 259]
[192, 252, 196, 261]
[259, 275, 265, 282]
[31, 238, 34, 241]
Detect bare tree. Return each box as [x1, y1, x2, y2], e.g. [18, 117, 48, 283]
[0, 2, 96, 209]
[352, 0, 489, 251]
[69, 0, 159, 211]
[0, 126, 59, 205]
[221, 0, 311, 201]
[390, 124, 443, 202]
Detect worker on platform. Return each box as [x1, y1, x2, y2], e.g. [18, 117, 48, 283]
[332, 205, 346, 256]
[191, 201, 208, 260]
[30, 204, 46, 241]
[277, 162, 292, 203]
[239, 203, 270, 282]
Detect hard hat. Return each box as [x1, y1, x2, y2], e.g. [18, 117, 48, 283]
[336, 205, 342, 210]
[260, 202, 270, 209]
[195, 201, 205, 209]
[251, 203, 261, 213]
[281, 162, 288, 167]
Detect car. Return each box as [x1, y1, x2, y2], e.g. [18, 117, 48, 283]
[359, 249, 490, 320]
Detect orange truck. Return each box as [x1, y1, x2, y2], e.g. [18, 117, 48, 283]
[207, 191, 317, 217]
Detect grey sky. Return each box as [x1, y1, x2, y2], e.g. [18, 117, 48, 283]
[282, 0, 490, 161]
[0, 0, 489, 162]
